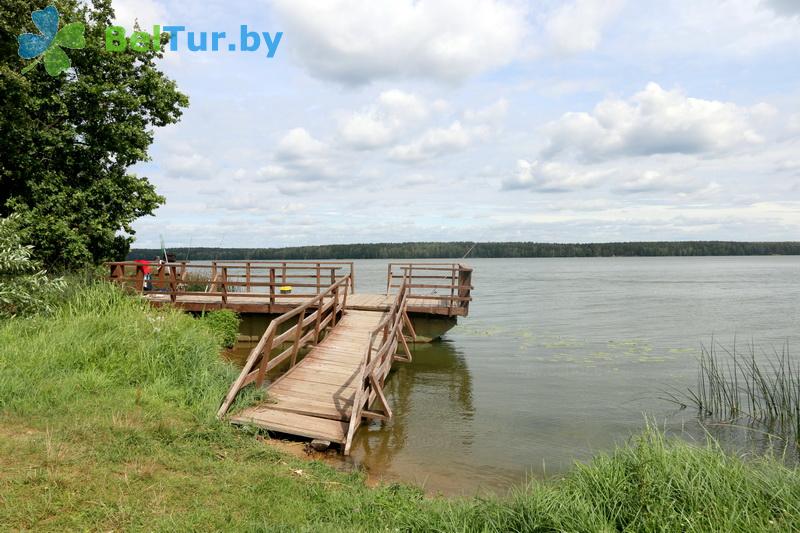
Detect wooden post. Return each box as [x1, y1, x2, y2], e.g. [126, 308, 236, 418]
[290, 310, 305, 367]
[458, 266, 472, 314]
[450, 265, 456, 309]
[246, 262, 251, 292]
[314, 302, 322, 344]
[135, 266, 144, 293]
[269, 268, 276, 305]
[255, 329, 276, 388]
[349, 262, 355, 294]
[221, 267, 228, 304]
[281, 263, 287, 285]
[169, 265, 178, 303]
[210, 262, 217, 292]
[316, 263, 321, 294]
[332, 287, 339, 327]
[385, 264, 392, 295]
[329, 268, 335, 287]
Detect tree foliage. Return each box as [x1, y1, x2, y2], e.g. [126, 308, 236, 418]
[0, 215, 65, 317]
[129, 241, 800, 261]
[0, 0, 188, 270]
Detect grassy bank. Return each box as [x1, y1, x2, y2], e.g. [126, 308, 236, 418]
[1, 283, 799, 531]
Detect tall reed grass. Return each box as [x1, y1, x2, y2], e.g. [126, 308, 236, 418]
[668, 340, 800, 442]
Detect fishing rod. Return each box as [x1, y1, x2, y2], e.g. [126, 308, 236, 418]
[462, 242, 477, 259]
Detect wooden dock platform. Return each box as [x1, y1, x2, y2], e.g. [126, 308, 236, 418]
[106, 261, 472, 451]
[107, 261, 472, 317]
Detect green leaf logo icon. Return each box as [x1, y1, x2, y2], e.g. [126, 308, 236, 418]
[17, 5, 85, 76]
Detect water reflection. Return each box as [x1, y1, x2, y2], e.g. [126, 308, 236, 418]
[350, 338, 474, 457]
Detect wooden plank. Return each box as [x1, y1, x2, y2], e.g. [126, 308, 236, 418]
[285, 368, 359, 388]
[270, 377, 357, 395]
[267, 388, 356, 405]
[231, 409, 348, 443]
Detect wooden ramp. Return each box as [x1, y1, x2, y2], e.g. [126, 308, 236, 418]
[217, 273, 417, 453]
[229, 310, 382, 444]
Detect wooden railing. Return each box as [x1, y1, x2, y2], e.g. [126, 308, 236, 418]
[344, 275, 416, 454]
[216, 274, 352, 418]
[385, 262, 473, 316]
[107, 261, 355, 303]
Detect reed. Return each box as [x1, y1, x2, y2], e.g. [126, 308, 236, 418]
[672, 340, 800, 441]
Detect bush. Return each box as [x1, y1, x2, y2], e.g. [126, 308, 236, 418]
[0, 215, 65, 318]
[199, 309, 240, 348]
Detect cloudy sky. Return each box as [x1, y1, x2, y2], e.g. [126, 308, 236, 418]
[117, 0, 800, 248]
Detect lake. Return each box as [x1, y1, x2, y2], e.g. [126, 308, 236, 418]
[321, 256, 800, 494]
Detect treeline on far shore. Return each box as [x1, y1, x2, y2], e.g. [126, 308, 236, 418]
[127, 241, 800, 261]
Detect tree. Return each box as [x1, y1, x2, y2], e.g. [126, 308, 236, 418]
[0, 0, 188, 270]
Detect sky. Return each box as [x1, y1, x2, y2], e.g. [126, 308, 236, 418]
[115, 0, 800, 248]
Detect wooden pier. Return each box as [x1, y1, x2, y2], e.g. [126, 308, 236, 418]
[107, 261, 472, 452]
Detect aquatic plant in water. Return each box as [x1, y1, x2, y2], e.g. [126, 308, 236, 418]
[665, 340, 800, 443]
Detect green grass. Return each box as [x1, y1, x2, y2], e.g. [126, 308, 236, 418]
[199, 309, 241, 348]
[1, 282, 799, 531]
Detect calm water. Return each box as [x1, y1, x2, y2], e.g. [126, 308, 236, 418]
[329, 257, 800, 494]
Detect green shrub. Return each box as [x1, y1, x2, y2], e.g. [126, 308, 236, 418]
[199, 309, 240, 348]
[0, 215, 66, 318]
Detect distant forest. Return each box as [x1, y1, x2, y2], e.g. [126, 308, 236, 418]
[127, 241, 800, 260]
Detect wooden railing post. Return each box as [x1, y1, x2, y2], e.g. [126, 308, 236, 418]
[315, 263, 321, 294]
[342, 279, 349, 310]
[314, 300, 323, 344]
[290, 310, 305, 367]
[256, 328, 276, 388]
[458, 266, 472, 315]
[385, 264, 392, 295]
[281, 263, 287, 285]
[210, 262, 216, 291]
[246, 262, 251, 292]
[169, 265, 178, 303]
[221, 267, 228, 304]
[269, 268, 276, 305]
[332, 286, 339, 327]
[135, 266, 144, 293]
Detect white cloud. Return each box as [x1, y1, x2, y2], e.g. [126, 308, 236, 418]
[389, 121, 485, 161]
[275, 128, 328, 161]
[503, 160, 611, 192]
[162, 152, 215, 180]
[613, 170, 699, 194]
[546, 0, 625, 55]
[542, 83, 770, 161]
[338, 90, 429, 149]
[271, 0, 527, 84]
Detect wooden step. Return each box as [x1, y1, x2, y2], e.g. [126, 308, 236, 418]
[230, 408, 348, 443]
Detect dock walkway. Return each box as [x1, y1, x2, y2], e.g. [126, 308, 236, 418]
[229, 310, 383, 444]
